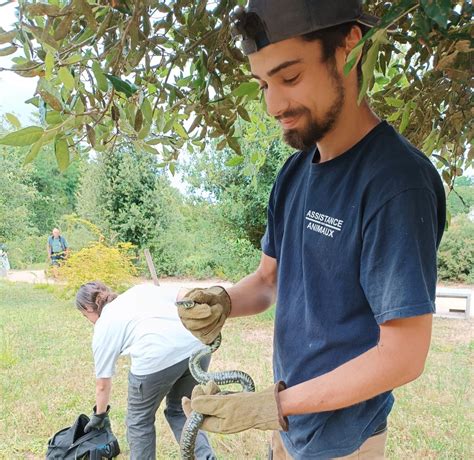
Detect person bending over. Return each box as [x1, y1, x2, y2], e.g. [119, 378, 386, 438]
[76, 281, 216, 460]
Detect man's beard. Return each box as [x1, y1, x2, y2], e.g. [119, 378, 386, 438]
[281, 66, 345, 151]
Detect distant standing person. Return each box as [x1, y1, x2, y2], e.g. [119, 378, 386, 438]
[0, 243, 10, 277]
[47, 227, 69, 266]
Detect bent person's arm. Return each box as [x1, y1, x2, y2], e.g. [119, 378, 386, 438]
[95, 377, 112, 413]
[279, 314, 432, 415]
[227, 252, 277, 317]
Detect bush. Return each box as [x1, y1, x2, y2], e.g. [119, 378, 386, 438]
[214, 237, 261, 282]
[58, 214, 103, 252]
[58, 242, 137, 297]
[438, 215, 474, 283]
[6, 235, 48, 269]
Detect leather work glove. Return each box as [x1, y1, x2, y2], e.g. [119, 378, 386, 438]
[182, 381, 288, 434]
[177, 286, 231, 344]
[84, 405, 111, 433]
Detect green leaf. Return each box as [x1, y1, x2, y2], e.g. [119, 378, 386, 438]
[147, 137, 167, 146]
[86, 124, 96, 147]
[216, 138, 227, 150]
[44, 51, 54, 80]
[134, 110, 143, 132]
[169, 162, 176, 176]
[0, 126, 44, 146]
[38, 79, 64, 111]
[0, 30, 16, 45]
[173, 122, 188, 139]
[142, 143, 158, 155]
[105, 74, 138, 98]
[343, 49, 361, 76]
[225, 155, 244, 167]
[54, 136, 70, 171]
[141, 99, 153, 124]
[5, 113, 21, 129]
[442, 169, 451, 185]
[92, 62, 108, 92]
[421, 0, 451, 29]
[385, 97, 404, 108]
[45, 111, 64, 126]
[387, 109, 402, 122]
[58, 67, 75, 90]
[233, 82, 260, 99]
[23, 138, 43, 165]
[432, 154, 450, 168]
[25, 97, 40, 108]
[237, 105, 251, 122]
[63, 54, 82, 65]
[0, 45, 17, 56]
[138, 123, 151, 140]
[227, 136, 242, 155]
[358, 39, 381, 105]
[399, 104, 411, 134]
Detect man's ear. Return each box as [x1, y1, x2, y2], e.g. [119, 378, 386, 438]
[344, 25, 364, 66]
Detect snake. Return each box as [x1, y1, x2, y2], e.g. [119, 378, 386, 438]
[176, 300, 256, 460]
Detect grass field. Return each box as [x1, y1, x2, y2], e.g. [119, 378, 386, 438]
[0, 281, 472, 459]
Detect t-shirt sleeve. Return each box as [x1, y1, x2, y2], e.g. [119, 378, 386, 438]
[360, 188, 440, 324]
[261, 183, 277, 258]
[92, 320, 123, 378]
[63, 237, 69, 248]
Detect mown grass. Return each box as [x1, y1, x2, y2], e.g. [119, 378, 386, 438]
[0, 281, 472, 459]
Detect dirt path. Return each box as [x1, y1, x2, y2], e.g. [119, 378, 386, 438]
[4, 269, 53, 284]
[3, 270, 232, 289]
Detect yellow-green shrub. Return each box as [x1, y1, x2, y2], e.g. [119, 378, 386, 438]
[58, 241, 137, 297]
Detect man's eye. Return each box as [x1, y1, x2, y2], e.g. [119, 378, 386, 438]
[259, 84, 268, 91]
[283, 75, 299, 84]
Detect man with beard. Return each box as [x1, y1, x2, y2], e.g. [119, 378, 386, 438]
[178, 1, 446, 458]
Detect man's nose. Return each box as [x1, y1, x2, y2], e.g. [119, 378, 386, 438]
[264, 85, 288, 119]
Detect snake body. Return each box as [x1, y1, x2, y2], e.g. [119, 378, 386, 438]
[177, 300, 255, 460]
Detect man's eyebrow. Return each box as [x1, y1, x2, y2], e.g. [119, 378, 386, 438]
[251, 59, 302, 80]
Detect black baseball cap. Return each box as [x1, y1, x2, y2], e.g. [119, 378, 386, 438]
[231, 0, 390, 55]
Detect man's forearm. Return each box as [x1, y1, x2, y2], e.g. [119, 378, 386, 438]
[279, 314, 432, 416]
[227, 270, 276, 317]
[95, 378, 112, 413]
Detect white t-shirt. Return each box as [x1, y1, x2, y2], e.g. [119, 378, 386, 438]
[92, 284, 204, 378]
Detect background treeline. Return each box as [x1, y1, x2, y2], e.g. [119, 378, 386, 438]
[0, 116, 473, 284]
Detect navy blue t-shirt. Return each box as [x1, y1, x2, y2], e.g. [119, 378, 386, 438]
[261, 121, 445, 459]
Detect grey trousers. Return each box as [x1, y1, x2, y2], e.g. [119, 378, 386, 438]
[127, 355, 216, 460]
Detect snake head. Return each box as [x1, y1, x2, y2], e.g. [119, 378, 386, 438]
[175, 300, 196, 309]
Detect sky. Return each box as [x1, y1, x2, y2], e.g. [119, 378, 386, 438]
[0, 2, 37, 123]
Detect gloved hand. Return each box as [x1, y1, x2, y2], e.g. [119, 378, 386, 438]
[177, 286, 231, 344]
[182, 381, 288, 434]
[84, 405, 111, 433]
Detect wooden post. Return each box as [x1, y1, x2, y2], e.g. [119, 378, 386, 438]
[144, 248, 160, 286]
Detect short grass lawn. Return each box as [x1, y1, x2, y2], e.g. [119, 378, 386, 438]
[0, 281, 472, 459]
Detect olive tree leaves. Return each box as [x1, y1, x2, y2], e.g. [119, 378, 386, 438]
[345, 0, 472, 189]
[0, 0, 258, 167]
[0, 0, 471, 186]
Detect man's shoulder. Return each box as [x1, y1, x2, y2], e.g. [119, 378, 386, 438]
[363, 123, 440, 186]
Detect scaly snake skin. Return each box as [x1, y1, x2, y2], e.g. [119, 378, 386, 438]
[176, 300, 256, 460]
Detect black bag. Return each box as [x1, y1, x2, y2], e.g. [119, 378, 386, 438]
[46, 414, 120, 459]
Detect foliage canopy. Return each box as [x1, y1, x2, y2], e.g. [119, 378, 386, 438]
[0, 0, 472, 191]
